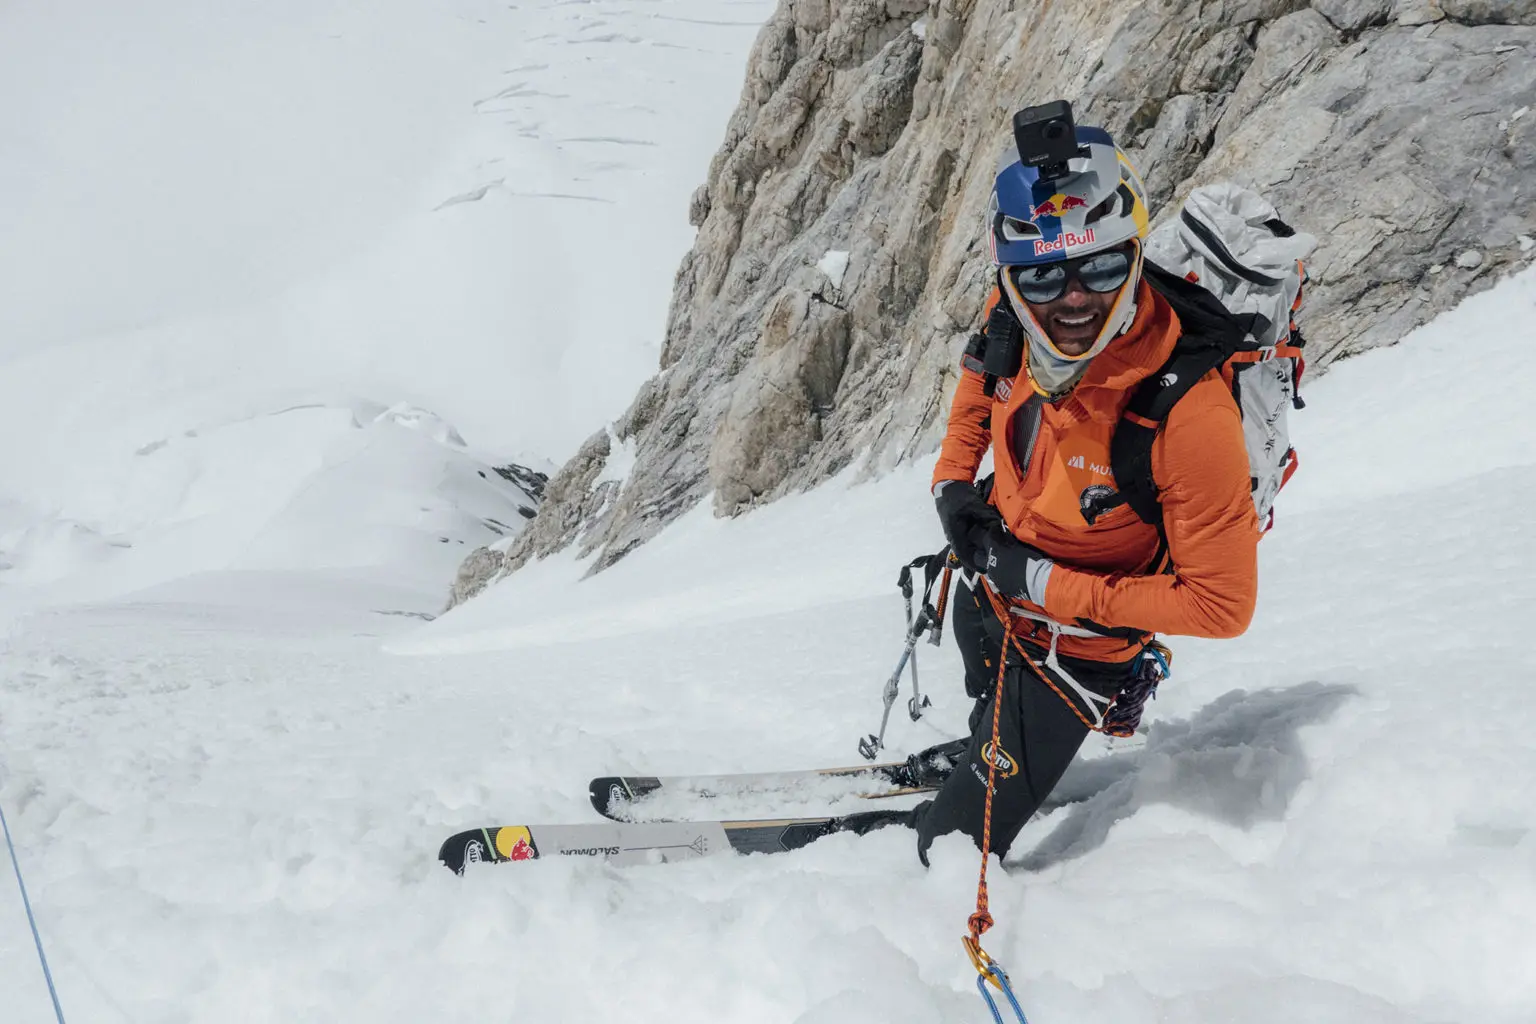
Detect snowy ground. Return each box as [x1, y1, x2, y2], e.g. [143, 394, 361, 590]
[4, 1, 1536, 1020]
[3, 267, 1534, 1023]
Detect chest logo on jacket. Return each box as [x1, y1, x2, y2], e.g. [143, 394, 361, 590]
[1065, 454, 1112, 476]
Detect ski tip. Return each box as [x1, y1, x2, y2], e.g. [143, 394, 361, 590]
[588, 776, 661, 821]
[437, 830, 481, 874]
[438, 826, 541, 873]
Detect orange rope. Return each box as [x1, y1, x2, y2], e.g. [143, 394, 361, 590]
[966, 614, 1014, 945]
[960, 581, 1166, 987]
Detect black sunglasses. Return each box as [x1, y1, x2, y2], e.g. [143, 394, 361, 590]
[1008, 247, 1133, 304]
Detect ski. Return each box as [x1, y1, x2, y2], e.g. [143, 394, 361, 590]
[589, 741, 966, 822]
[438, 810, 909, 874]
[439, 739, 1139, 873]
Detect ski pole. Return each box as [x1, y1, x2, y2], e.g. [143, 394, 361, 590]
[863, 553, 947, 758]
[902, 584, 932, 722]
[860, 608, 937, 758]
[906, 605, 933, 721]
[858, 635, 913, 759]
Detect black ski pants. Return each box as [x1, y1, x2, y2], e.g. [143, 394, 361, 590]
[912, 575, 1137, 863]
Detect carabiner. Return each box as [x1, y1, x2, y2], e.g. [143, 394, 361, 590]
[973, 960, 1030, 1024]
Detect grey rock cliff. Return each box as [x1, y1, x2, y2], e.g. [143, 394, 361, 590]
[451, 0, 1536, 606]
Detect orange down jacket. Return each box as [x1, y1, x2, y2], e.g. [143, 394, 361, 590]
[934, 279, 1260, 663]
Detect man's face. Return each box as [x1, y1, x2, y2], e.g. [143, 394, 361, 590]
[1009, 243, 1136, 357]
[1022, 274, 1120, 356]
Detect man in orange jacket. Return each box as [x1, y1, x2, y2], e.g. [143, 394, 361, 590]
[910, 113, 1259, 862]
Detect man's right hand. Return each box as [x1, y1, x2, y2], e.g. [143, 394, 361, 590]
[934, 480, 1002, 573]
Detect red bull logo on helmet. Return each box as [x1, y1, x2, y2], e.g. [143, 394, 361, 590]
[1030, 192, 1090, 220]
[1033, 227, 1096, 257]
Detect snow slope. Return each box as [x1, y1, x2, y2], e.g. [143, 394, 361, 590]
[0, 0, 772, 604]
[4, 2, 1535, 1019]
[3, 268, 1534, 1023]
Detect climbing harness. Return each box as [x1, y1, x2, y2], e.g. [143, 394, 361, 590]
[1004, 604, 1119, 730]
[961, 615, 1030, 1024]
[984, 582, 1173, 738]
[857, 550, 955, 760]
[1, 793, 68, 1024]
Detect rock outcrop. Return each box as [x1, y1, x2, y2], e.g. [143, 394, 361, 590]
[451, 0, 1536, 607]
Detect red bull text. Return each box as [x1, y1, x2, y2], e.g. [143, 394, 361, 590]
[1033, 227, 1096, 256]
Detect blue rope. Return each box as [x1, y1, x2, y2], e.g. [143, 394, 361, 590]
[1, 798, 67, 1024]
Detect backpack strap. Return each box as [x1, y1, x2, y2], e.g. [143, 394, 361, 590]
[1081, 345, 1227, 527]
[1080, 261, 1262, 529]
[960, 287, 1005, 375]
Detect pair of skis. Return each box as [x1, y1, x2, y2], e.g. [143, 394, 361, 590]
[437, 557, 973, 875]
[437, 747, 961, 873]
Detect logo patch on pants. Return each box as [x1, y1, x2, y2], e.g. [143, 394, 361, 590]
[978, 741, 1019, 779]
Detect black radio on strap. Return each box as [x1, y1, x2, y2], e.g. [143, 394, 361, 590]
[980, 299, 1025, 398]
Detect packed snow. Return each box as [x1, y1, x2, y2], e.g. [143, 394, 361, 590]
[818, 250, 853, 290]
[4, 2, 1536, 1022]
[4, 268, 1533, 1022]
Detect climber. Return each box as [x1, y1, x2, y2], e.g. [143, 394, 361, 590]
[910, 104, 1260, 862]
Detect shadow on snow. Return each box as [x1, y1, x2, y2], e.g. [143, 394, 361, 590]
[1014, 681, 1356, 871]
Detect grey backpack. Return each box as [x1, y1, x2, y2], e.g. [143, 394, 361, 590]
[1085, 183, 1316, 532]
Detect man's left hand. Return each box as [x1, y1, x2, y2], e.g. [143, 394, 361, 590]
[975, 523, 1055, 606]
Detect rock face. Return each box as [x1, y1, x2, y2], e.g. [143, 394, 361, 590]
[449, 0, 1536, 607]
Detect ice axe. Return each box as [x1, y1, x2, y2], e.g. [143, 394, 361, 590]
[858, 550, 957, 760]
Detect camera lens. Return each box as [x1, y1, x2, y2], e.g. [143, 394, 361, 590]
[1043, 121, 1067, 141]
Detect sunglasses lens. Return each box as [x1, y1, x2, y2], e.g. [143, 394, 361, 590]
[1012, 264, 1068, 303]
[1010, 248, 1133, 306]
[1077, 250, 1132, 293]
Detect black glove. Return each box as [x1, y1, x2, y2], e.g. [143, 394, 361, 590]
[934, 480, 1002, 572]
[975, 523, 1055, 606]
